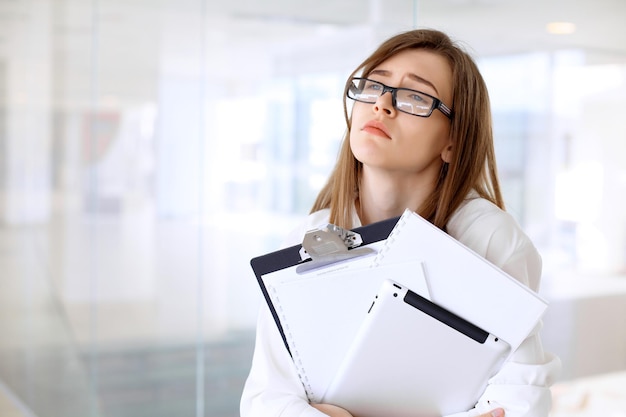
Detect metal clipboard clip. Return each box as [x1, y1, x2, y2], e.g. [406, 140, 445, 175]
[296, 223, 376, 274]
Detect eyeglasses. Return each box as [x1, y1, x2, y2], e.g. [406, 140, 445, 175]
[347, 77, 453, 119]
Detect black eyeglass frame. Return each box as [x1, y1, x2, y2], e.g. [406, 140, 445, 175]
[347, 77, 453, 119]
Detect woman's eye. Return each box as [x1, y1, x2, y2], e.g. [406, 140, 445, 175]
[364, 82, 382, 91]
[409, 93, 426, 102]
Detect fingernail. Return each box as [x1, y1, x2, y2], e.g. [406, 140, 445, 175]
[491, 409, 504, 417]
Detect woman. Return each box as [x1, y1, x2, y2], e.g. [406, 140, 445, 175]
[241, 29, 560, 417]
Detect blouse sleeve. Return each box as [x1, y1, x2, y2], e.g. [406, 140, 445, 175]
[445, 200, 562, 417]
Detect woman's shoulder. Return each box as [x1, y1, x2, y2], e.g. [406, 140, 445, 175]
[446, 196, 525, 241]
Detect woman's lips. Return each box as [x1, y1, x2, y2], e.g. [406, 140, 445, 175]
[362, 120, 390, 139]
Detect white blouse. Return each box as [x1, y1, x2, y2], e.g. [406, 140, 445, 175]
[240, 196, 561, 417]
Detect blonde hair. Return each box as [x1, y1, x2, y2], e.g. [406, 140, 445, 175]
[310, 29, 503, 230]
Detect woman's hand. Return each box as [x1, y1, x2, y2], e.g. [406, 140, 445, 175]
[478, 408, 505, 417]
[311, 403, 354, 417]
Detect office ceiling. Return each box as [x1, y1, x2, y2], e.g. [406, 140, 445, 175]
[1, 0, 624, 56]
[204, 0, 626, 58]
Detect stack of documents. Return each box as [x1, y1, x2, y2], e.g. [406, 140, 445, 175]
[250, 209, 548, 413]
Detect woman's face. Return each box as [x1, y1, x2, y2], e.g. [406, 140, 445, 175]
[349, 49, 453, 182]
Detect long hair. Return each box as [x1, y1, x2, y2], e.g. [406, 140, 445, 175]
[310, 29, 504, 230]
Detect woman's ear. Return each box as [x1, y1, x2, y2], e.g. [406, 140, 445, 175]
[441, 143, 454, 163]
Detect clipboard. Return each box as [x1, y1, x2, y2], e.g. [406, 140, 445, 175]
[250, 216, 411, 403]
[250, 215, 399, 354]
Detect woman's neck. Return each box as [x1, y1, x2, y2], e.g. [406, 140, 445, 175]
[356, 167, 436, 225]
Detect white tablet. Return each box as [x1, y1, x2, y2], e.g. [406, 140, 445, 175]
[321, 279, 511, 417]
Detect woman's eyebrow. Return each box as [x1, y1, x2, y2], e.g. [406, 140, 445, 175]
[407, 73, 439, 95]
[369, 69, 439, 95]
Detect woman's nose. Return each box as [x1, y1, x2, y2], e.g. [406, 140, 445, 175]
[373, 91, 396, 116]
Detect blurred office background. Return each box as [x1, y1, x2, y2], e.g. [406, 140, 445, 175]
[1, 0, 625, 416]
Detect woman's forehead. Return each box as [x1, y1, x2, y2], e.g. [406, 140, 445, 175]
[370, 49, 453, 102]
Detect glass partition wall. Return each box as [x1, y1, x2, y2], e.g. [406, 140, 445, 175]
[1, 0, 625, 416]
